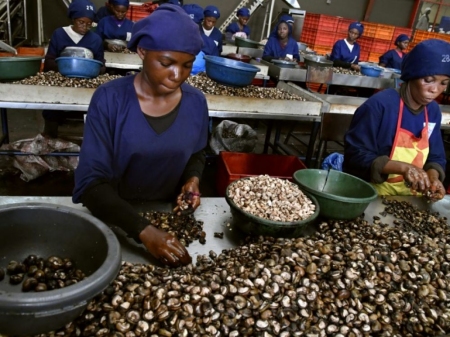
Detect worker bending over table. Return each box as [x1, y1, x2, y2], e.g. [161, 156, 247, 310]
[73, 5, 208, 267]
[379, 34, 410, 71]
[344, 39, 449, 200]
[225, 7, 251, 41]
[202, 5, 222, 55]
[262, 17, 300, 62]
[329, 21, 363, 71]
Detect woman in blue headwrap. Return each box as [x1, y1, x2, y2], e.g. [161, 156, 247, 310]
[263, 18, 299, 62]
[42, 0, 105, 138]
[379, 34, 410, 71]
[96, 0, 134, 52]
[202, 5, 222, 55]
[73, 4, 208, 267]
[225, 7, 251, 41]
[268, 14, 293, 39]
[330, 21, 364, 71]
[344, 39, 449, 200]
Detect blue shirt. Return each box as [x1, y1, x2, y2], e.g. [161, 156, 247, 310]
[95, 6, 112, 23]
[201, 29, 219, 56]
[379, 49, 405, 70]
[204, 27, 223, 55]
[330, 39, 360, 64]
[96, 16, 134, 41]
[344, 89, 446, 182]
[73, 75, 209, 202]
[45, 27, 104, 63]
[263, 36, 300, 61]
[226, 22, 250, 38]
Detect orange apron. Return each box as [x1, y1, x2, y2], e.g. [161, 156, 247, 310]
[372, 99, 429, 196]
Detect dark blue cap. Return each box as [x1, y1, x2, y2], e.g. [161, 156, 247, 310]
[279, 14, 294, 24]
[204, 5, 220, 19]
[349, 22, 364, 36]
[166, 0, 181, 6]
[401, 39, 450, 81]
[237, 7, 250, 18]
[127, 4, 203, 56]
[109, 0, 129, 6]
[183, 4, 204, 24]
[395, 34, 410, 44]
[68, 0, 96, 21]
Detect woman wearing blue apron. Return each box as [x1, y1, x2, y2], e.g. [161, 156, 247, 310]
[344, 39, 449, 201]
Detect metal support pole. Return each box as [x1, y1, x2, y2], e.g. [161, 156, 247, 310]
[267, 0, 275, 39]
[37, 0, 43, 45]
[6, 0, 12, 45]
[1, 108, 10, 145]
[24, 0, 27, 40]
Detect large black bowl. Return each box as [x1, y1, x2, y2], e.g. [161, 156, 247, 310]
[0, 203, 122, 336]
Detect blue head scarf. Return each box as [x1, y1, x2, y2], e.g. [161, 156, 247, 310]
[166, 0, 181, 6]
[395, 34, 410, 45]
[237, 7, 250, 18]
[183, 4, 204, 24]
[68, 0, 96, 21]
[127, 4, 203, 56]
[279, 14, 294, 25]
[204, 5, 220, 19]
[348, 22, 364, 37]
[276, 18, 293, 35]
[109, 0, 129, 6]
[401, 39, 450, 81]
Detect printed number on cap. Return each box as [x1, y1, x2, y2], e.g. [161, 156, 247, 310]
[86, 5, 94, 10]
[442, 55, 450, 62]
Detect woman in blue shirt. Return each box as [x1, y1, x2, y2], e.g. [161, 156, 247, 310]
[225, 7, 251, 41]
[43, 0, 105, 138]
[344, 39, 449, 200]
[96, 0, 134, 52]
[202, 5, 223, 55]
[263, 18, 299, 62]
[73, 4, 208, 267]
[330, 21, 363, 71]
[379, 34, 410, 71]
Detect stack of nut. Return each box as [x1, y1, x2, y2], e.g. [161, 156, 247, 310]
[228, 175, 316, 222]
[13, 71, 121, 88]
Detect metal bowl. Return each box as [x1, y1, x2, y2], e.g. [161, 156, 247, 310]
[293, 169, 377, 220]
[60, 47, 94, 59]
[226, 53, 251, 63]
[0, 56, 42, 81]
[234, 37, 263, 49]
[304, 54, 333, 68]
[297, 42, 308, 51]
[225, 178, 320, 237]
[0, 203, 121, 336]
[271, 59, 298, 68]
[204, 55, 259, 87]
[105, 39, 127, 48]
[56, 57, 103, 78]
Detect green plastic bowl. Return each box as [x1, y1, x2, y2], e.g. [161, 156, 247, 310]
[225, 178, 320, 238]
[293, 169, 377, 220]
[0, 56, 42, 81]
[235, 37, 263, 49]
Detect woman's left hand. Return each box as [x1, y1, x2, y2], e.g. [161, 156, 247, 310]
[176, 177, 201, 211]
[426, 169, 445, 201]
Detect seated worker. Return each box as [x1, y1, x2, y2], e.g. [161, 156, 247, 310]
[268, 14, 293, 39]
[96, 0, 134, 52]
[43, 0, 105, 138]
[329, 21, 364, 71]
[262, 17, 300, 62]
[73, 4, 208, 267]
[202, 5, 222, 55]
[225, 7, 251, 41]
[183, 4, 219, 74]
[344, 39, 449, 200]
[379, 34, 410, 71]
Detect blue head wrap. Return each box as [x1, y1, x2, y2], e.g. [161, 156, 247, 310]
[395, 34, 410, 45]
[277, 19, 293, 35]
[68, 0, 96, 21]
[348, 22, 364, 37]
[127, 4, 203, 56]
[204, 5, 220, 19]
[109, 0, 129, 6]
[237, 7, 250, 18]
[279, 14, 294, 24]
[182, 4, 204, 24]
[166, 0, 181, 6]
[401, 39, 450, 81]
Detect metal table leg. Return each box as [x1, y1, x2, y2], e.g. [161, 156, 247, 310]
[263, 120, 274, 154]
[1, 108, 10, 145]
[305, 121, 320, 167]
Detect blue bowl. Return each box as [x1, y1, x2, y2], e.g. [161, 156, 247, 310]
[55, 57, 103, 78]
[204, 55, 259, 87]
[360, 64, 383, 78]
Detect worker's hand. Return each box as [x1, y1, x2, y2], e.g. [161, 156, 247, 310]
[107, 43, 124, 53]
[351, 64, 361, 71]
[425, 169, 445, 201]
[139, 225, 191, 267]
[177, 177, 201, 211]
[403, 165, 430, 194]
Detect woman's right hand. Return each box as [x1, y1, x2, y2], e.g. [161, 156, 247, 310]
[403, 165, 431, 194]
[351, 64, 361, 71]
[107, 43, 124, 53]
[139, 225, 192, 267]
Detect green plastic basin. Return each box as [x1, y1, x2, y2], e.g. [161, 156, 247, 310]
[235, 37, 263, 49]
[0, 56, 42, 81]
[293, 169, 377, 220]
[225, 178, 320, 238]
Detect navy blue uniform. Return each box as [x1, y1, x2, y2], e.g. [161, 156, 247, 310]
[263, 36, 300, 61]
[226, 22, 250, 39]
[330, 39, 360, 64]
[204, 27, 223, 54]
[379, 49, 405, 70]
[95, 6, 112, 23]
[96, 15, 134, 40]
